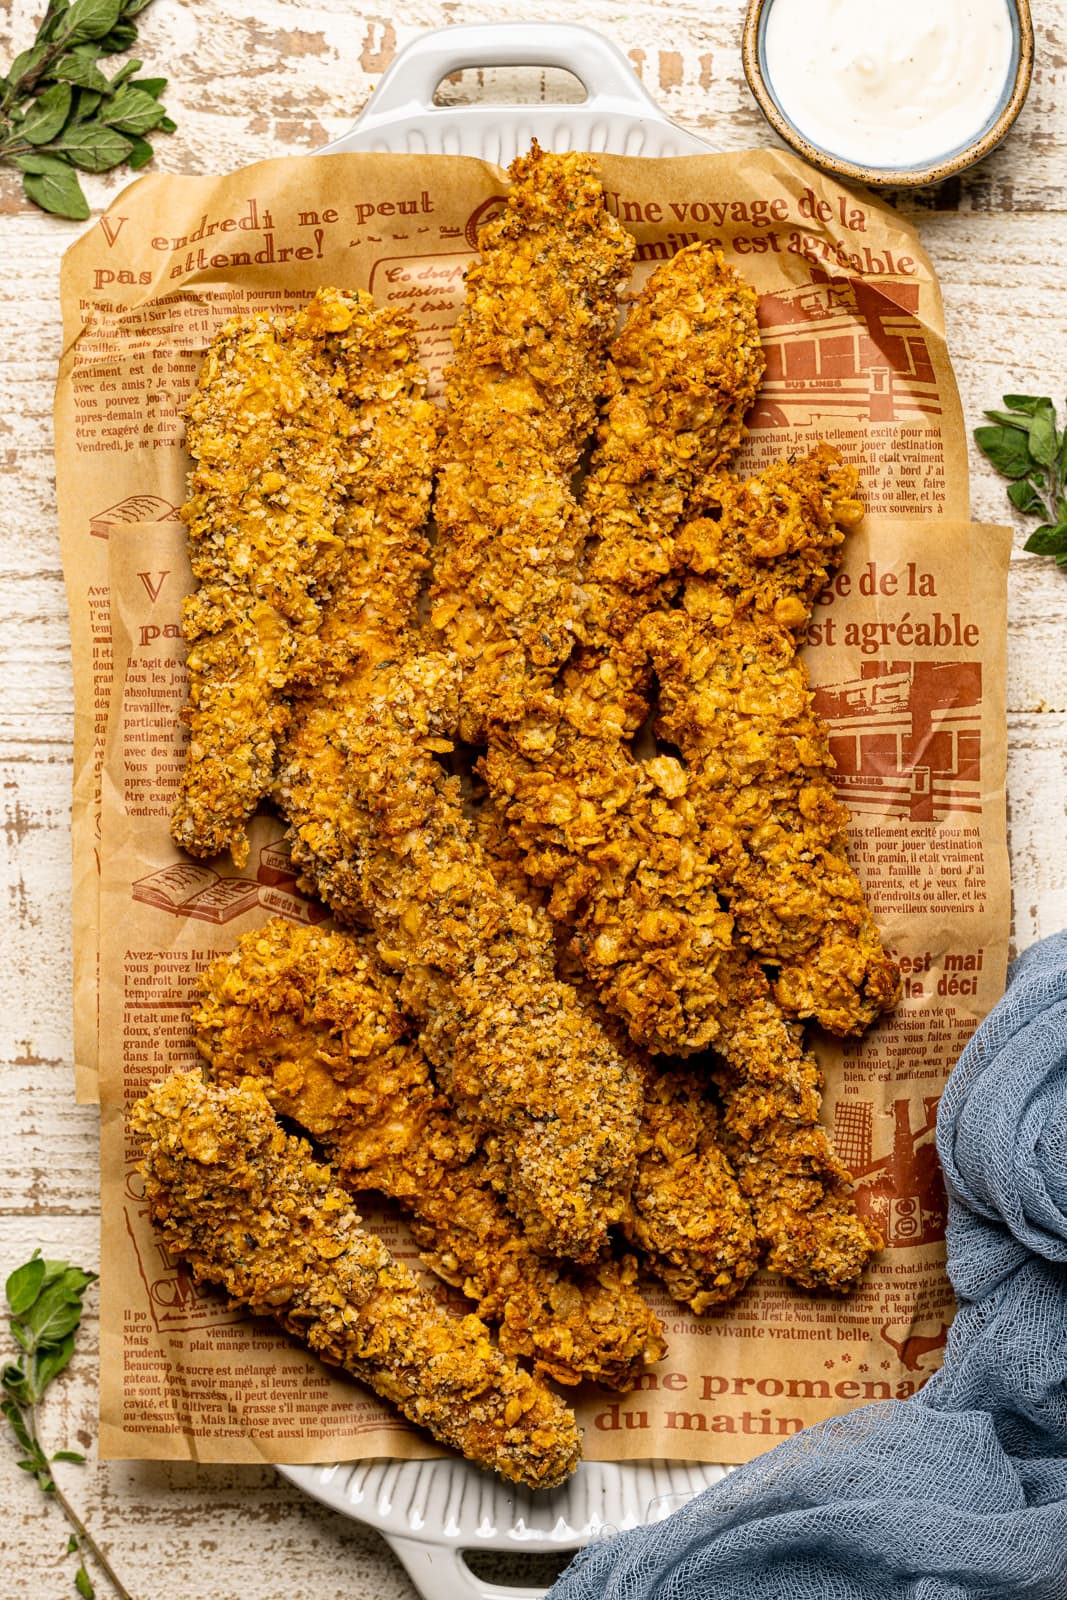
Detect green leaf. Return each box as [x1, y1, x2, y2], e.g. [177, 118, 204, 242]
[8, 1319, 31, 1352]
[52, 53, 111, 92]
[6, 1257, 46, 1315]
[974, 424, 1035, 480]
[75, 1564, 95, 1599]
[983, 409, 1035, 433]
[61, 0, 125, 48]
[70, 87, 104, 118]
[125, 134, 154, 169]
[107, 58, 142, 91]
[3, 1360, 33, 1398]
[52, 1449, 86, 1463]
[18, 157, 85, 225]
[35, 1331, 76, 1392]
[67, 1535, 79, 1554]
[104, 84, 166, 134]
[157, 114, 176, 134]
[1023, 523, 1067, 556]
[5, 43, 50, 93]
[130, 75, 166, 98]
[1001, 393, 1050, 415]
[57, 121, 133, 171]
[2, 1396, 34, 1451]
[24, 1276, 88, 1345]
[16, 80, 72, 144]
[1006, 478, 1048, 516]
[95, 20, 139, 53]
[1028, 405, 1058, 467]
[40, 2, 73, 44]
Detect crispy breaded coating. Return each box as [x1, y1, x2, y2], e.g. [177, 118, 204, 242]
[624, 1062, 760, 1312]
[289, 288, 441, 690]
[470, 816, 764, 1310]
[130, 1071, 581, 1488]
[483, 651, 738, 1055]
[192, 921, 665, 1390]
[172, 305, 352, 865]
[580, 242, 765, 646]
[171, 289, 439, 866]
[480, 246, 765, 1055]
[646, 448, 901, 1034]
[710, 963, 884, 1292]
[429, 143, 634, 737]
[278, 651, 644, 1266]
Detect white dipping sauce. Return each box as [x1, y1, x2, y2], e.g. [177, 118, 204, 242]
[762, 0, 1015, 169]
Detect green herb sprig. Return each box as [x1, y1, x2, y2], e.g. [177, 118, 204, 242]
[3, 1252, 132, 1600]
[974, 394, 1067, 566]
[0, 0, 175, 220]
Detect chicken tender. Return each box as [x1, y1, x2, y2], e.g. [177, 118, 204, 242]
[171, 306, 351, 865]
[429, 142, 634, 737]
[481, 244, 765, 1056]
[470, 810, 764, 1310]
[171, 288, 439, 866]
[580, 241, 765, 647]
[288, 288, 440, 690]
[130, 1070, 581, 1489]
[624, 1063, 760, 1312]
[278, 649, 644, 1266]
[646, 448, 901, 1034]
[710, 961, 884, 1291]
[192, 920, 665, 1390]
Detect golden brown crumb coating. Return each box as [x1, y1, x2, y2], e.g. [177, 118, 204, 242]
[624, 1062, 761, 1312]
[429, 143, 635, 737]
[172, 304, 350, 865]
[171, 288, 439, 866]
[580, 241, 765, 646]
[192, 920, 665, 1389]
[130, 1070, 582, 1488]
[646, 446, 901, 1034]
[278, 649, 644, 1266]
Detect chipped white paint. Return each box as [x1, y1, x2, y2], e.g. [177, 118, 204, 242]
[1, 1, 1066, 1595]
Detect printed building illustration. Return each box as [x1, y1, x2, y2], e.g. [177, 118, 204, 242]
[750, 269, 941, 430]
[812, 660, 982, 821]
[833, 1096, 947, 1248]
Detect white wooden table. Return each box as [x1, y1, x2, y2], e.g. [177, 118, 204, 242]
[2, 2, 1066, 1595]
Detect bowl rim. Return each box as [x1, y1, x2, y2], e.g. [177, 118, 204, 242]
[741, 0, 1034, 189]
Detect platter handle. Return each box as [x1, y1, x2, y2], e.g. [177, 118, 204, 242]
[330, 20, 667, 142]
[385, 1531, 575, 1600]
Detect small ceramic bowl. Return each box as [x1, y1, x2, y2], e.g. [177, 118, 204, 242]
[742, 0, 1034, 188]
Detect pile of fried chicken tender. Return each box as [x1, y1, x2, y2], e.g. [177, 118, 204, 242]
[130, 143, 902, 1490]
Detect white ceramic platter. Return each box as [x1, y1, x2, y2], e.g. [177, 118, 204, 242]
[281, 25, 728, 1600]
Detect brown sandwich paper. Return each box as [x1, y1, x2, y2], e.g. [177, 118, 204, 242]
[55, 146, 1011, 1466]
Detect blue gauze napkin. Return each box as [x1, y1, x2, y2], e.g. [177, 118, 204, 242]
[548, 931, 1067, 1599]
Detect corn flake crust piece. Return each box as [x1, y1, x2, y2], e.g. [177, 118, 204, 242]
[430, 143, 635, 738]
[580, 240, 766, 647]
[172, 288, 439, 866]
[192, 920, 665, 1390]
[278, 649, 644, 1267]
[129, 1070, 582, 1489]
[646, 445, 902, 1035]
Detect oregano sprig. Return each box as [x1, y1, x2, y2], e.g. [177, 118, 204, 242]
[974, 394, 1067, 566]
[3, 1251, 132, 1600]
[0, 0, 175, 220]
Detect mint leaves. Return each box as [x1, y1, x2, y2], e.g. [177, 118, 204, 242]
[975, 395, 1067, 566]
[3, 1252, 131, 1599]
[0, 0, 175, 219]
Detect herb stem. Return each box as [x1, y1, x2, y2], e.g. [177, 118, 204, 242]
[49, 1470, 135, 1600]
